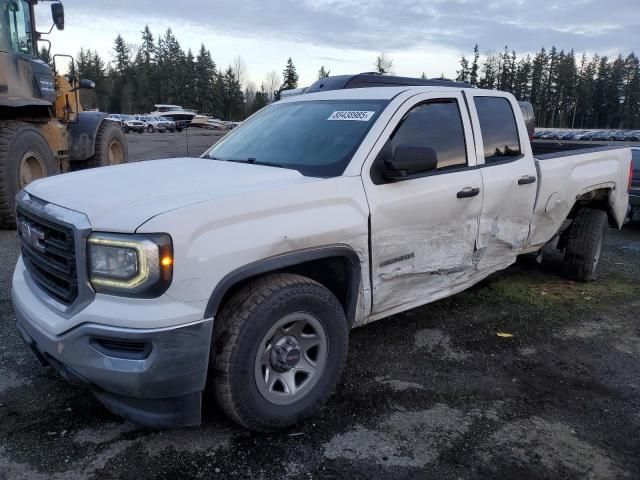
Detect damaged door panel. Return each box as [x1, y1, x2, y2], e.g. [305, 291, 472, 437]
[363, 92, 482, 315]
[466, 93, 538, 272]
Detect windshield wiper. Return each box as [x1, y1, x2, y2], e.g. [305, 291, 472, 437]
[203, 155, 286, 169]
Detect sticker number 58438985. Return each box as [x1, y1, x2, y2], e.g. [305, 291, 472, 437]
[327, 111, 375, 121]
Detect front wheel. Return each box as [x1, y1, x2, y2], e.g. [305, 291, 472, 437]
[147, 125, 154, 133]
[210, 273, 349, 431]
[563, 208, 608, 281]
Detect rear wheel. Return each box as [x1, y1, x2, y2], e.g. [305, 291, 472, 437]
[210, 273, 349, 431]
[0, 121, 57, 229]
[71, 121, 128, 170]
[147, 125, 155, 133]
[563, 208, 608, 281]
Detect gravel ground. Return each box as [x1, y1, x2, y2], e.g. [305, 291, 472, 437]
[0, 134, 639, 478]
[125, 129, 226, 162]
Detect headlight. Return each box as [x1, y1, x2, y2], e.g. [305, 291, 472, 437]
[87, 233, 173, 297]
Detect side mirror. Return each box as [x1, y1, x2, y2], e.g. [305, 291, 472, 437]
[383, 145, 438, 180]
[51, 3, 65, 31]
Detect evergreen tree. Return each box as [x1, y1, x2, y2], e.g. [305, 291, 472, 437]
[318, 66, 330, 79]
[374, 53, 393, 75]
[195, 44, 218, 114]
[282, 58, 299, 90]
[469, 44, 480, 86]
[456, 56, 470, 83]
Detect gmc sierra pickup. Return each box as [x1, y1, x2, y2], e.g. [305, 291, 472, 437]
[11, 74, 632, 431]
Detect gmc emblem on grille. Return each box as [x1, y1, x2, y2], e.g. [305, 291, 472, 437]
[18, 218, 46, 253]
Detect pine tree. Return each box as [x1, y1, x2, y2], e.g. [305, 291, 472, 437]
[113, 34, 130, 76]
[195, 44, 217, 114]
[622, 53, 640, 128]
[318, 66, 330, 79]
[456, 56, 470, 83]
[374, 53, 393, 75]
[469, 44, 480, 86]
[282, 58, 299, 90]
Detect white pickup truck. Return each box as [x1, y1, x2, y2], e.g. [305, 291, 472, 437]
[11, 74, 632, 431]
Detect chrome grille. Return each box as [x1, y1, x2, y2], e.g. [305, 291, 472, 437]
[17, 207, 78, 305]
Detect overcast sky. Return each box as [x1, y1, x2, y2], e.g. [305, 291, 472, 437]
[37, 0, 639, 88]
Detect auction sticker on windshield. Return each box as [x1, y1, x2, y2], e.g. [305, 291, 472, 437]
[328, 111, 375, 121]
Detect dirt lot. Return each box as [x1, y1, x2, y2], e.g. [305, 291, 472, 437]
[126, 129, 226, 162]
[0, 134, 639, 479]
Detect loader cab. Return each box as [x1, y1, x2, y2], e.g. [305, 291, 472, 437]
[0, 0, 61, 107]
[0, 0, 37, 56]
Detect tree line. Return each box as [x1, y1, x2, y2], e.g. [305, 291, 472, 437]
[40, 26, 307, 120]
[456, 45, 640, 129]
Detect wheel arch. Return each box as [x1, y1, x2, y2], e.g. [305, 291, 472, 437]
[567, 186, 620, 228]
[68, 111, 112, 161]
[205, 246, 363, 327]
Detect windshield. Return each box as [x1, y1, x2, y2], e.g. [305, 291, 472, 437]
[0, 0, 34, 55]
[204, 100, 387, 177]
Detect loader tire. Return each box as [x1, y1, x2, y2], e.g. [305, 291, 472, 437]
[0, 121, 57, 229]
[71, 121, 128, 171]
[563, 208, 608, 282]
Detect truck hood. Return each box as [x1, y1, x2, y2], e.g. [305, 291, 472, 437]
[25, 158, 319, 232]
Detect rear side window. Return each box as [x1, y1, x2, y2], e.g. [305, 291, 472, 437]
[474, 97, 522, 162]
[390, 100, 467, 170]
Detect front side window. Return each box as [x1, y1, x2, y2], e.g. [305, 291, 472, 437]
[474, 96, 522, 162]
[0, 1, 33, 55]
[205, 100, 386, 177]
[390, 100, 468, 170]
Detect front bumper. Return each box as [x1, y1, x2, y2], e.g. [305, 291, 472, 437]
[13, 280, 213, 428]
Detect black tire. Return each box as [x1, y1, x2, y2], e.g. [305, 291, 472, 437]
[211, 273, 349, 431]
[147, 125, 154, 133]
[563, 208, 608, 282]
[0, 121, 57, 229]
[71, 121, 128, 171]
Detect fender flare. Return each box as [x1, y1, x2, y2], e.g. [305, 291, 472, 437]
[68, 111, 111, 161]
[204, 246, 363, 326]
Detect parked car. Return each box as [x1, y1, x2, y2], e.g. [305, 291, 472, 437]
[591, 131, 614, 141]
[12, 74, 632, 431]
[575, 131, 598, 141]
[153, 116, 176, 133]
[109, 114, 144, 134]
[134, 115, 167, 133]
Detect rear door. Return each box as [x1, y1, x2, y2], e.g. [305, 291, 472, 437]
[363, 92, 483, 316]
[465, 92, 538, 271]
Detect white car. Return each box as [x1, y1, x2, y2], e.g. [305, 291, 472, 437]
[108, 114, 144, 134]
[134, 115, 167, 133]
[12, 74, 632, 432]
[152, 116, 176, 132]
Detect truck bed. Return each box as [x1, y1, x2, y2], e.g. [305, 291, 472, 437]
[531, 141, 626, 159]
[526, 145, 632, 248]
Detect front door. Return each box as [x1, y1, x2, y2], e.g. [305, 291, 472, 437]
[363, 92, 483, 316]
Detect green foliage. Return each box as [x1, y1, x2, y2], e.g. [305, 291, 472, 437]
[282, 57, 299, 90]
[318, 65, 330, 79]
[74, 27, 252, 120]
[459, 45, 640, 129]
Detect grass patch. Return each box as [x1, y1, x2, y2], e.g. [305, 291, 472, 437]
[484, 270, 634, 307]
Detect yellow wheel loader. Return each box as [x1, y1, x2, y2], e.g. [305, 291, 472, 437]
[0, 0, 128, 229]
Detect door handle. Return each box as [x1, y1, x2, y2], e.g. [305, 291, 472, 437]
[518, 175, 537, 185]
[457, 187, 480, 199]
